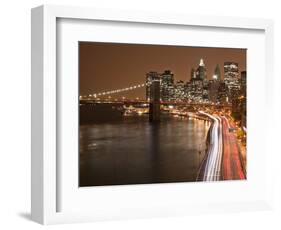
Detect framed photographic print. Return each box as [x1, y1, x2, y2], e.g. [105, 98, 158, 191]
[31, 5, 274, 224]
[78, 42, 247, 186]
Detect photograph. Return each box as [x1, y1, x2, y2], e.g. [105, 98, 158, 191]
[79, 42, 247, 187]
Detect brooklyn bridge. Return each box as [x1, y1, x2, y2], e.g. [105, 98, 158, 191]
[80, 78, 232, 122]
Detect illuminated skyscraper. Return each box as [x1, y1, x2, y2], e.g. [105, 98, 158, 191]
[224, 62, 240, 102]
[161, 70, 174, 101]
[190, 77, 203, 102]
[174, 80, 185, 101]
[224, 62, 239, 84]
[209, 80, 219, 103]
[188, 58, 206, 102]
[196, 58, 207, 80]
[224, 62, 239, 94]
[184, 82, 192, 101]
[217, 82, 228, 104]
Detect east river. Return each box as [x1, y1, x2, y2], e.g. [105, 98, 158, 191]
[79, 114, 211, 186]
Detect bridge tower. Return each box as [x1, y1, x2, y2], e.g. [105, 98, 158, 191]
[149, 76, 161, 122]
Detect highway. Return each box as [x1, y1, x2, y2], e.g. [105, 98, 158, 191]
[197, 112, 246, 181]
[221, 116, 246, 180]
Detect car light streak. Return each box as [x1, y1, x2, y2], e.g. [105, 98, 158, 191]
[199, 112, 223, 181]
[221, 116, 246, 180]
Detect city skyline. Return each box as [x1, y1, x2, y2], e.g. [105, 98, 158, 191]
[79, 42, 246, 98]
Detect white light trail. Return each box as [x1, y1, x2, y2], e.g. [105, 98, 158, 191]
[199, 111, 223, 181]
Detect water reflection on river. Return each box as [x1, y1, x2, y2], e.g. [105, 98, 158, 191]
[79, 115, 210, 186]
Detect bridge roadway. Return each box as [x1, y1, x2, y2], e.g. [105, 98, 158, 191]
[80, 99, 232, 108]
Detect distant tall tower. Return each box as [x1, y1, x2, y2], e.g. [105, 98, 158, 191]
[213, 64, 221, 81]
[224, 62, 240, 103]
[224, 62, 239, 86]
[161, 70, 174, 101]
[196, 58, 207, 80]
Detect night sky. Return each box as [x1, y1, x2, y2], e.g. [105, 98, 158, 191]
[79, 42, 246, 99]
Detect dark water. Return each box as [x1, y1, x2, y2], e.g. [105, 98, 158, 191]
[79, 115, 210, 186]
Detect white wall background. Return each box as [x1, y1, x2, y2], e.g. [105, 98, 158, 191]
[0, 0, 280, 229]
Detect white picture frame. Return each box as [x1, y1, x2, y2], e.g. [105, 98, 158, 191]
[31, 5, 274, 225]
